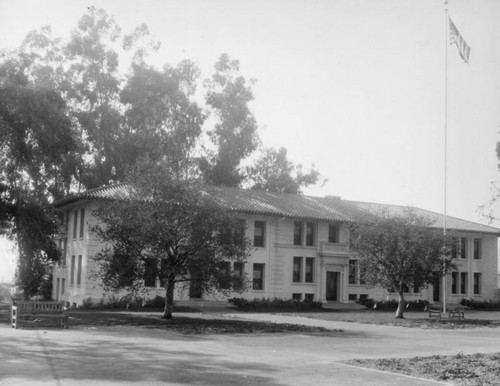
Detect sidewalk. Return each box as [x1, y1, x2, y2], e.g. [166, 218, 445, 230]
[2, 312, 499, 385]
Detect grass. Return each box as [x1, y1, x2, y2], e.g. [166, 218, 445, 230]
[346, 352, 500, 385]
[6, 309, 335, 335]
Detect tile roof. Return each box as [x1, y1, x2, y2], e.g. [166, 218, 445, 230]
[54, 184, 500, 235]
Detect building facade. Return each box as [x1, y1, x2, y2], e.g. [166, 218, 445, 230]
[52, 185, 500, 307]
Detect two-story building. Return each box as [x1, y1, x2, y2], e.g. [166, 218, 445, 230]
[52, 184, 500, 307]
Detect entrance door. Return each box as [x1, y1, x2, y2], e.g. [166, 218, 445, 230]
[326, 272, 339, 301]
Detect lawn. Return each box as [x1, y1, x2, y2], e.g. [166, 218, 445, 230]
[346, 352, 500, 386]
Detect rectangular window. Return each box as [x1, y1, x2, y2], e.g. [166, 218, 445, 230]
[144, 259, 157, 287]
[79, 208, 85, 238]
[70, 255, 75, 285]
[219, 261, 231, 289]
[293, 221, 303, 245]
[73, 210, 78, 239]
[305, 257, 314, 283]
[293, 256, 302, 282]
[460, 272, 468, 294]
[305, 222, 315, 246]
[233, 262, 244, 279]
[460, 237, 467, 259]
[61, 278, 65, 294]
[328, 223, 339, 243]
[292, 293, 302, 301]
[348, 294, 357, 301]
[451, 272, 458, 294]
[253, 263, 264, 290]
[62, 239, 67, 267]
[473, 273, 481, 295]
[254, 221, 266, 247]
[349, 260, 357, 285]
[451, 237, 458, 259]
[304, 293, 314, 302]
[76, 255, 82, 285]
[473, 239, 482, 260]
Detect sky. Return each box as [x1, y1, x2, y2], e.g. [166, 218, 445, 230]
[1, 0, 500, 282]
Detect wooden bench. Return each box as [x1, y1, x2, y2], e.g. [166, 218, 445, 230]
[448, 306, 465, 319]
[11, 301, 69, 329]
[428, 304, 442, 318]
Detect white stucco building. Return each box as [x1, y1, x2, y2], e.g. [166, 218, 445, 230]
[52, 184, 500, 307]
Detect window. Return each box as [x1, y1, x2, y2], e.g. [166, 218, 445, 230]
[451, 272, 458, 294]
[79, 208, 85, 238]
[349, 260, 358, 284]
[219, 262, 231, 289]
[144, 259, 157, 287]
[233, 262, 244, 279]
[348, 294, 357, 301]
[292, 293, 302, 301]
[76, 255, 82, 285]
[73, 210, 78, 238]
[293, 256, 302, 282]
[70, 255, 75, 285]
[62, 239, 67, 267]
[451, 237, 458, 259]
[473, 273, 481, 295]
[254, 221, 266, 247]
[293, 221, 303, 245]
[61, 278, 65, 294]
[460, 237, 467, 259]
[304, 293, 314, 302]
[253, 264, 264, 290]
[473, 238, 482, 259]
[328, 223, 339, 243]
[402, 284, 410, 293]
[305, 257, 314, 283]
[460, 272, 468, 294]
[305, 222, 315, 246]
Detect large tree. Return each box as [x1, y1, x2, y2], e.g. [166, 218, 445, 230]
[350, 210, 453, 318]
[92, 161, 251, 319]
[246, 147, 323, 194]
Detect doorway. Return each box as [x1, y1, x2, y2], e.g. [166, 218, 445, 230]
[326, 272, 339, 301]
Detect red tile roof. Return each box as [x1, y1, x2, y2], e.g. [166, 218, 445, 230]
[54, 184, 500, 235]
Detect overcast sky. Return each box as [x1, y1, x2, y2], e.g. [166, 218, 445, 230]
[1, 0, 500, 282]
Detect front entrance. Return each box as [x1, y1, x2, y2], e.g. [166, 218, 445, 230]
[326, 272, 339, 301]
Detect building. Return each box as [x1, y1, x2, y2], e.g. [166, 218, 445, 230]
[52, 184, 500, 307]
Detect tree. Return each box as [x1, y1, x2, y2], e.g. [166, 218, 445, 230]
[201, 54, 259, 186]
[350, 210, 453, 319]
[92, 161, 251, 319]
[246, 147, 323, 194]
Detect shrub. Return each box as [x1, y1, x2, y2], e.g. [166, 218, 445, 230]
[228, 297, 323, 311]
[359, 298, 429, 311]
[460, 298, 500, 310]
[143, 295, 165, 309]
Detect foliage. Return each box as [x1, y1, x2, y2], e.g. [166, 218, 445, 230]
[228, 297, 323, 311]
[246, 147, 323, 194]
[350, 209, 453, 319]
[460, 298, 500, 310]
[359, 298, 429, 311]
[92, 161, 252, 319]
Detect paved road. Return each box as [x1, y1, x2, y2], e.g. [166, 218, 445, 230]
[1, 313, 499, 385]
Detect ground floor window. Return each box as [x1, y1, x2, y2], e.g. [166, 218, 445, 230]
[473, 272, 481, 295]
[304, 293, 314, 302]
[253, 263, 265, 290]
[292, 293, 302, 301]
[460, 272, 468, 294]
[293, 257, 315, 283]
[451, 272, 458, 294]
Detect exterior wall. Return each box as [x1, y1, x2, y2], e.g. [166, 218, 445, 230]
[53, 200, 499, 307]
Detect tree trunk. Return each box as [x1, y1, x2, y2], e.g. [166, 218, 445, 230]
[395, 289, 406, 319]
[163, 279, 175, 319]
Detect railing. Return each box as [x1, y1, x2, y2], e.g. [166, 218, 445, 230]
[319, 242, 350, 254]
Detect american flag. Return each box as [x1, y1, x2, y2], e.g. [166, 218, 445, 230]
[449, 17, 470, 63]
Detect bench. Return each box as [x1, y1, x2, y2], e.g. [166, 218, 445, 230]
[11, 301, 69, 329]
[448, 306, 465, 319]
[428, 304, 442, 318]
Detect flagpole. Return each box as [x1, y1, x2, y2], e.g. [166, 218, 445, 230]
[442, 0, 449, 314]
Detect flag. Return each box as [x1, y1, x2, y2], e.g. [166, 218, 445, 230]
[449, 17, 470, 63]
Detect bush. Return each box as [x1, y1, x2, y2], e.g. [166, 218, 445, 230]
[359, 298, 429, 311]
[460, 298, 500, 310]
[228, 297, 323, 311]
[143, 295, 165, 309]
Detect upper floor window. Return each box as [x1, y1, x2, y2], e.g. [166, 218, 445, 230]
[328, 223, 339, 243]
[305, 222, 315, 246]
[73, 210, 78, 239]
[460, 237, 467, 259]
[254, 221, 266, 247]
[451, 237, 458, 259]
[473, 238, 482, 259]
[79, 208, 85, 238]
[293, 221, 303, 245]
